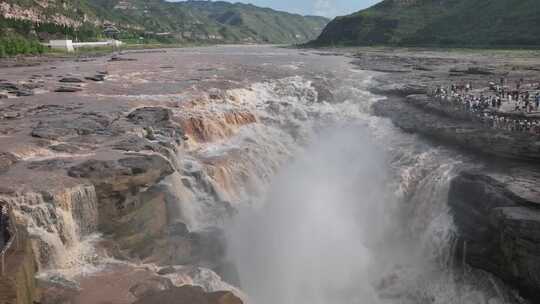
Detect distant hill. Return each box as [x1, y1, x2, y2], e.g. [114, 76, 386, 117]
[0, 0, 328, 48]
[311, 0, 540, 47]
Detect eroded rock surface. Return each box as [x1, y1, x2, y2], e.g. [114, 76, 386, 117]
[133, 285, 243, 304]
[373, 98, 540, 162]
[449, 170, 540, 299]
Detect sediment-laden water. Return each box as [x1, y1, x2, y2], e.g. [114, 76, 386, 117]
[4, 46, 526, 303]
[220, 70, 520, 304]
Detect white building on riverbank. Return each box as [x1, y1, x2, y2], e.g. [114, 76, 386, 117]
[44, 39, 123, 52]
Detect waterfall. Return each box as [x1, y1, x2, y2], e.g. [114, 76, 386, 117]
[195, 72, 523, 303]
[3, 51, 525, 303]
[0, 185, 101, 278]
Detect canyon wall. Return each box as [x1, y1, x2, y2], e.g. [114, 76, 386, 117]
[449, 170, 540, 300]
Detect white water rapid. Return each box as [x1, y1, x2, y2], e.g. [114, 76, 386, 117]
[215, 71, 523, 304]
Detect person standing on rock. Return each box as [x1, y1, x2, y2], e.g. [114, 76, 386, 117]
[535, 93, 540, 110]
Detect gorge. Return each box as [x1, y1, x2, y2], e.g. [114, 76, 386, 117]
[0, 46, 538, 304]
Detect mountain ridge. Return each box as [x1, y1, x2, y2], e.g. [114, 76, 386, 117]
[0, 0, 328, 50]
[311, 0, 540, 47]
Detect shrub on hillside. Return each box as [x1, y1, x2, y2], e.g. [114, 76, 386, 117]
[0, 35, 44, 57]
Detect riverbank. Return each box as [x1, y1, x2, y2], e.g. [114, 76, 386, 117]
[0, 42, 216, 68]
[338, 46, 540, 300]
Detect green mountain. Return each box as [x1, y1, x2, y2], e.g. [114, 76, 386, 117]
[311, 0, 540, 47]
[0, 0, 328, 50]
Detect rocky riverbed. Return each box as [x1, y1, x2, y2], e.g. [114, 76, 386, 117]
[0, 46, 538, 304]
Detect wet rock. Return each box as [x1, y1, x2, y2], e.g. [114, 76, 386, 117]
[111, 136, 164, 153]
[15, 90, 34, 97]
[49, 143, 82, 153]
[133, 285, 243, 304]
[449, 170, 540, 300]
[27, 159, 73, 171]
[68, 154, 173, 182]
[450, 67, 495, 75]
[43, 275, 81, 291]
[31, 113, 112, 140]
[109, 56, 137, 62]
[157, 266, 177, 275]
[67, 154, 175, 232]
[129, 277, 173, 298]
[22, 83, 42, 90]
[59, 77, 84, 83]
[54, 86, 83, 93]
[312, 81, 334, 103]
[85, 75, 105, 82]
[128, 107, 172, 125]
[413, 65, 433, 71]
[0, 152, 18, 174]
[127, 107, 185, 143]
[0, 82, 19, 91]
[371, 67, 412, 73]
[2, 111, 21, 119]
[168, 221, 189, 237]
[188, 227, 227, 268]
[370, 83, 428, 97]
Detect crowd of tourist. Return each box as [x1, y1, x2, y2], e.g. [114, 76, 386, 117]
[430, 78, 540, 134]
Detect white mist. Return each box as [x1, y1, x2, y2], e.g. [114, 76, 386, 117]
[226, 125, 391, 304]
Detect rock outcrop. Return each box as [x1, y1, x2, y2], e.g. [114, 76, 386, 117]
[448, 170, 540, 299]
[133, 285, 243, 304]
[372, 97, 540, 162]
[67, 154, 175, 234]
[0, 222, 38, 304]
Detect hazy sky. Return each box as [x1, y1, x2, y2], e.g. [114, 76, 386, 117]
[174, 1, 382, 18]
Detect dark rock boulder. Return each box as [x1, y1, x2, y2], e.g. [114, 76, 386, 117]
[448, 170, 540, 300]
[59, 77, 84, 83]
[31, 112, 114, 140]
[109, 56, 137, 62]
[127, 107, 185, 143]
[128, 107, 173, 125]
[85, 75, 105, 82]
[370, 83, 428, 97]
[0, 82, 19, 91]
[49, 143, 82, 153]
[0, 82, 34, 96]
[14, 89, 34, 97]
[68, 154, 173, 182]
[129, 277, 173, 299]
[54, 86, 83, 93]
[449, 67, 495, 75]
[112, 136, 166, 153]
[133, 285, 242, 304]
[27, 159, 73, 171]
[22, 83, 42, 90]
